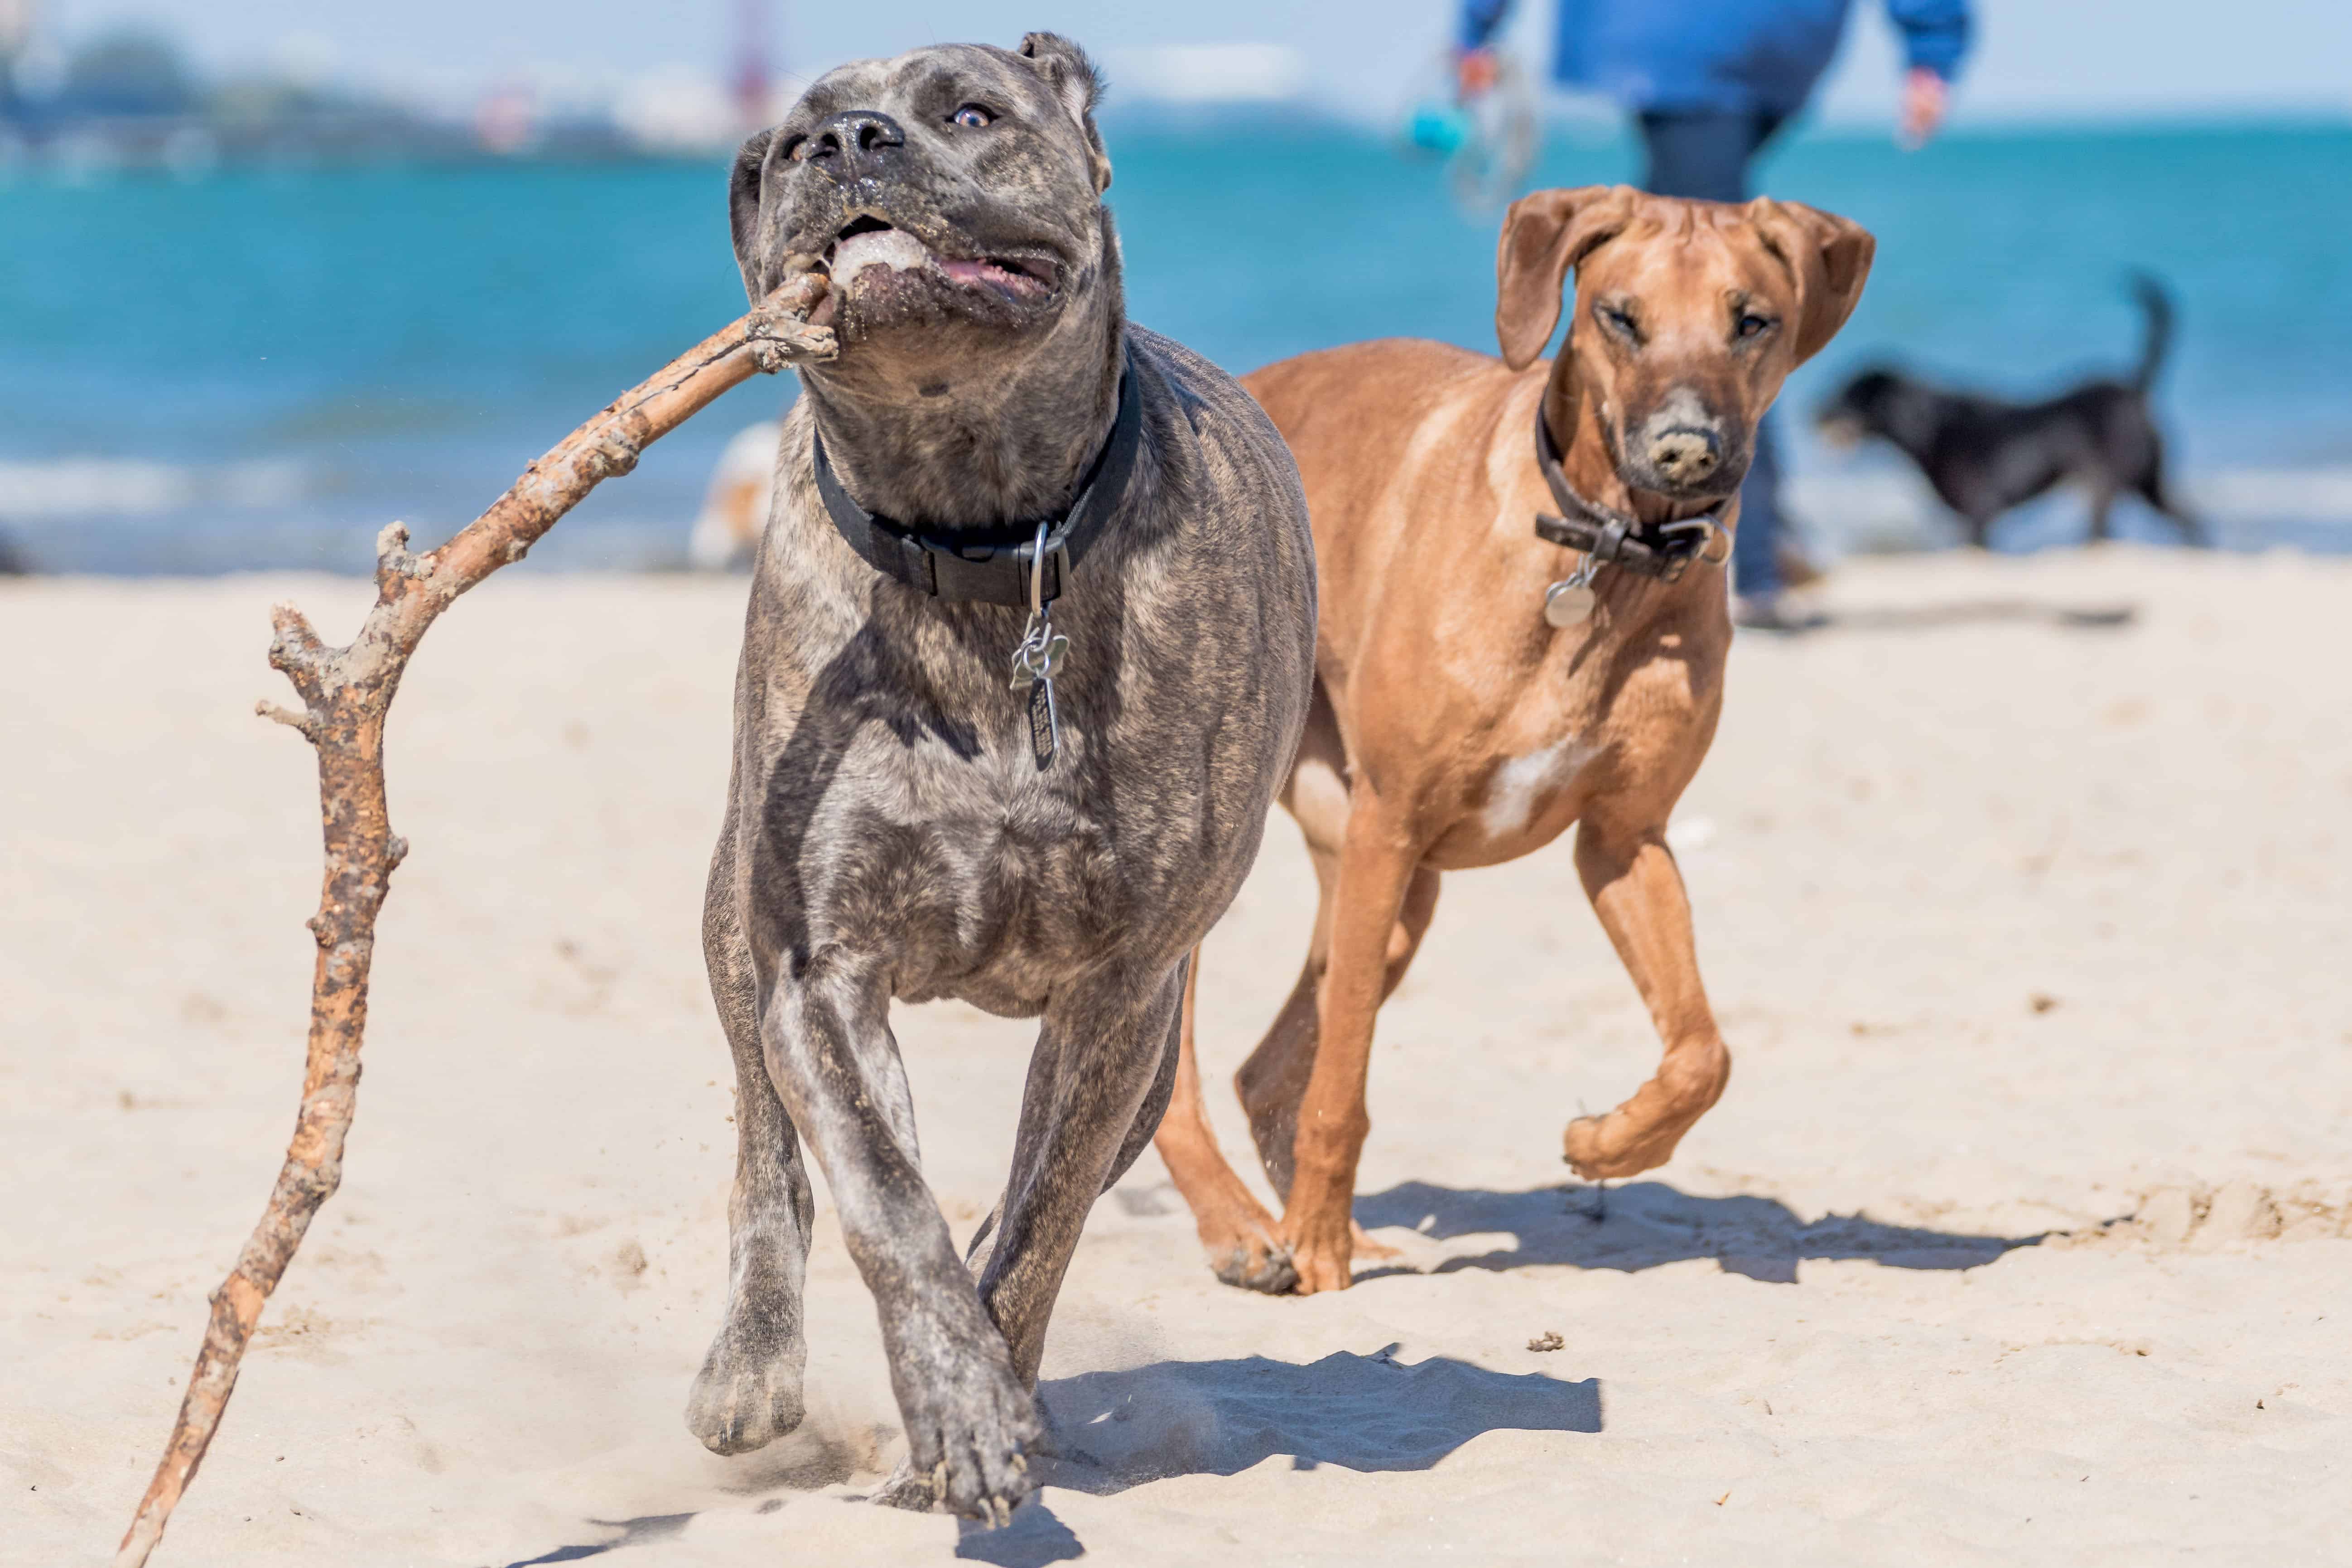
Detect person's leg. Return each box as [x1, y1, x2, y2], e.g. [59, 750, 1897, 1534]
[1639, 109, 1807, 617]
[1635, 109, 1754, 203]
[1733, 415, 1787, 600]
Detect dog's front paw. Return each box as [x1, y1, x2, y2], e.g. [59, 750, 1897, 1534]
[1274, 1210, 1356, 1295]
[685, 1315, 807, 1456]
[885, 1341, 1041, 1525]
[1564, 1044, 1730, 1180]
[1563, 1108, 1690, 1180]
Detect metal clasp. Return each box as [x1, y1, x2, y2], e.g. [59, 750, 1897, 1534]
[1007, 522, 1070, 765]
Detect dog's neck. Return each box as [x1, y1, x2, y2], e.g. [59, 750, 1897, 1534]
[1542, 371, 1729, 530]
[799, 248, 1127, 532]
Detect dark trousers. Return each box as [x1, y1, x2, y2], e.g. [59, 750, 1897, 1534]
[1637, 108, 1791, 598]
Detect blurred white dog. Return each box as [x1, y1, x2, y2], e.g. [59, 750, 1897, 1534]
[686, 421, 780, 570]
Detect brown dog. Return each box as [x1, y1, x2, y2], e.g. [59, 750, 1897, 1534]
[1152, 185, 1873, 1294]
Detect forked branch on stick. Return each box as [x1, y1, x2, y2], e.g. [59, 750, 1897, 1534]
[114, 275, 835, 1568]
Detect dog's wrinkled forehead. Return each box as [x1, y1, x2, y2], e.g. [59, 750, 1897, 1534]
[780, 43, 1103, 200]
[1581, 209, 1794, 317]
[797, 47, 1057, 133]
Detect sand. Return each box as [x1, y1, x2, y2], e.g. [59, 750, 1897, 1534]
[5, 546, 2348, 1567]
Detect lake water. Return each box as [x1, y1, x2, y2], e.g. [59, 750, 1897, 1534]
[4, 120, 2349, 572]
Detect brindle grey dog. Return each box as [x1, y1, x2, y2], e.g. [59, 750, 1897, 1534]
[686, 34, 1316, 1521]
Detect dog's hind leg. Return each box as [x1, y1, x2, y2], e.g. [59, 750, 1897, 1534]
[2087, 480, 2117, 543]
[764, 944, 1039, 1522]
[1150, 952, 1299, 1293]
[1561, 806, 1732, 1182]
[1234, 844, 1338, 1200]
[686, 837, 817, 1457]
[2136, 460, 2207, 545]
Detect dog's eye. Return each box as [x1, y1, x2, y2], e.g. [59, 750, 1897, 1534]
[1735, 313, 1774, 340]
[1599, 306, 1641, 342]
[950, 104, 995, 130]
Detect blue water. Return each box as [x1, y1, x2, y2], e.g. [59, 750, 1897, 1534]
[3, 120, 2349, 572]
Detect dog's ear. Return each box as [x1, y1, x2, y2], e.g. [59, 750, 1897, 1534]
[1747, 198, 1875, 365]
[1494, 185, 1635, 371]
[729, 127, 778, 303]
[1019, 32, 1113, 193]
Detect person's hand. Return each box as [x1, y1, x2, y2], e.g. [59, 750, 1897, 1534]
[1456, 47, 1500, 102]
[1898, 67, 1948, 148]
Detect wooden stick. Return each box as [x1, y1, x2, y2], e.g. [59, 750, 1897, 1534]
[114, 275, 835, 1568]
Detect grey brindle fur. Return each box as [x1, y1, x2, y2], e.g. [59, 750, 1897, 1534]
[687, 35, 1316, 1521]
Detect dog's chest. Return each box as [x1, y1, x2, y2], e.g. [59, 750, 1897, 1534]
[1467, 734, 1602, 849]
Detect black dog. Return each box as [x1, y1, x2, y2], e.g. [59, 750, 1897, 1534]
[1817, 275, 2203, 547]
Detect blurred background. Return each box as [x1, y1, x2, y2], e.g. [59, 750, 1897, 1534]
[1, 0, 2347, 572]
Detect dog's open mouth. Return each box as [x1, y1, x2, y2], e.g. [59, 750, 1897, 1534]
[824, 215, 1057, 304]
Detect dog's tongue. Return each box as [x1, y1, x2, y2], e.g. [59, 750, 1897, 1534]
[938, 257, 1046, 297]
[832, 229, 930, 282]
[831, 228, 1045, 299]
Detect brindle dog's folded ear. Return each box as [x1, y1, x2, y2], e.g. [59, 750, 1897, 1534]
[1746, 198, 1876, 366]
[730, 127, 780, 303]
[1019, 32, 1113, 193]
[1494, 184, 1637, 371]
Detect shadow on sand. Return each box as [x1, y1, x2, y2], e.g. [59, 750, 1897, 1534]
[1354, 1179, 2043, 1284]
[501, 1511, 694, 1565]
[496, 1351, 1598, 1565]
[1033, 1348, 1600, 1500]
[955, 1501, 1089, 1566]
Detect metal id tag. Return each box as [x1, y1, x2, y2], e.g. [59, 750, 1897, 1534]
[1009, 522, 1069, 768]
[1543, 556, 1600, 627]
[1024, 673, 1058, 769]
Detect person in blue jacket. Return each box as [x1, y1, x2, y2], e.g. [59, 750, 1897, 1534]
[1456, 0, 1971, 628]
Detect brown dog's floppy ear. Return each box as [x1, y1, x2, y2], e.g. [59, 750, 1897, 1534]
[1019, 32, 1113, 193]
[1494, 184, 1635, 371]
[729, 127, 778, 304]
[1747, 198, 1876, 365]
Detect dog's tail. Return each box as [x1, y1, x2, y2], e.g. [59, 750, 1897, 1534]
[2126, 271, 2175, 394]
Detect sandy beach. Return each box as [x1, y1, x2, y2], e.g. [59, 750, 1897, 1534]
[5, 546, 2347, 1566]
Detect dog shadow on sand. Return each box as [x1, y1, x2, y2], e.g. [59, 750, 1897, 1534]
[1353, 1178, 2043, 1285]
[955, 1348, 1601, 1563]
[510, 1180, 2015, 1565]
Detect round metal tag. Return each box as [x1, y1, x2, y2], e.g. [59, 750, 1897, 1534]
[1543, 579, 1596, 627]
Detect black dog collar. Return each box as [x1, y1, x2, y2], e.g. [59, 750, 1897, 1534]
[1531, 400, 1733, 584]
[811, 345, 1142, 608]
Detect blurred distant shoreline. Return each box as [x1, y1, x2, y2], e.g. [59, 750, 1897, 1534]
[5, 102, 2350, 180]
[3, 19, 2348, 179]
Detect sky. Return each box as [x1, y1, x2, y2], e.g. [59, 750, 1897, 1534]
[23, 0, 2352, 128]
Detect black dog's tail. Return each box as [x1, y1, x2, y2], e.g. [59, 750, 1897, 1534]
[2127, 271, 2175, 394]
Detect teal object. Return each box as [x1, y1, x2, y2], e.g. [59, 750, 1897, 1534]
[1409, 105, 1469, 155]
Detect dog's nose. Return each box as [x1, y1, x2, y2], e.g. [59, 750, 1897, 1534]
[1647, 427, 1721, 486]
[805, 110, 906, 181]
